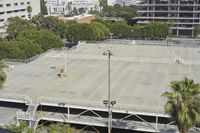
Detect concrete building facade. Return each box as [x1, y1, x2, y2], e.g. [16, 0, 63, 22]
[45, 0, 72, 15]
[136, 0, 200, 36]
[116, 0, 141, 6]
[72, 0, 100, 11]
[0, 0, 40, 32]
[45, 0, 100, 15]
[107, 0, 116, 6]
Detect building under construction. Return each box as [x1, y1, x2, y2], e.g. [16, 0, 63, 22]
[136, 0, 200, 36]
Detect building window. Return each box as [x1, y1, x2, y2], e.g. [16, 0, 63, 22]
[14, 10, 19, 12]
[27, 2, 31, 5]
[7, 11, 12, 14]
[0, 19, 4, 22]
[28, 14, 31, 19]
[0, 4, 3, 7]
[0, 12, 4, 14]
[6, 4, 11, 7]
[21, 2, 24, 5]
[14, 3, 18, 6]
[21, 15, 25, 18]
[7, 18, 11, 21]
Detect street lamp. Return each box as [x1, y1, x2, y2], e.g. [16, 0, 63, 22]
[63, 42, 69, 73]
[110, 33, 113, 43]
[102, 49, 116, 133]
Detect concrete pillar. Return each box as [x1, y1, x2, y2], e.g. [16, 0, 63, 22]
[68, 107, 70, 120]
[177, 29, 179, 36]
[153, 0, 155, 22]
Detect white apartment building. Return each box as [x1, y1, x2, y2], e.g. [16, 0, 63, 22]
[72, 0, 100, 11]
[116, 0, 141, 6]
[0, 0, 40, 32]
[107, 0, 116, 6]
[108, 0, 140, 6]
[45, 0, 100, 15]
[45, 0, 72, 15]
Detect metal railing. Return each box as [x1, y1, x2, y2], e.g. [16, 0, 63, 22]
[38, 96, 165, 115]
[0, 92, 29, 103]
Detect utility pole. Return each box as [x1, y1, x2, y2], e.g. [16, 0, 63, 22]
[100, 47, 116, 133]
[108, 50, 111, 133]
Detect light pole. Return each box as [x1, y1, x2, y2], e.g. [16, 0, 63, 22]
[110, 33, 113, 43]
[64, 47, 67, 73]
[63, 41, 68, 73]
[102, 49, 116, 133]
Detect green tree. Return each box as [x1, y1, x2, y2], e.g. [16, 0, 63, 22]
[162, 77, 200, 133]
[66, 24, 93, 41]
[31, 15, 67, 38]
[90, 21, 110, 40]
[0, 61, 7, 89]
[193, 26, 200, 37]
[131, 24, 143, 39]
[40, 0, 48, 15]
[43, 16, 67, 38]
[0, 41, 26, 59]
[49, 123, 74, 133]
[6, 17, 35, 39]
[13, 40, 44, 58]
[144, 22, 170, 39]
[100, 4, 137, 21]
[31, 14, 46, 29]
[106, 21, 132, 38]
[17, 29, 63, 51]
[66, 22, 110, 41]
[6, 122, 33, 133]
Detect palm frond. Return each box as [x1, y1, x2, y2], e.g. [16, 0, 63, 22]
[162, 77, 200, 133]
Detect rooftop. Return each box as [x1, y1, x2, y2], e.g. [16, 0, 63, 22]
[2, 43, 200, 114]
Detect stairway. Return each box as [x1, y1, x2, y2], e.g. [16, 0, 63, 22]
[16, 97, 40, 130]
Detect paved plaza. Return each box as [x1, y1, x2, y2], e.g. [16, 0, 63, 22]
[2, 43, 200, 114]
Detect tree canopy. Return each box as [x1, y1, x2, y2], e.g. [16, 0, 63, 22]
[6, 17, 35, 39]
[49, 123, 74, 133]
[32, 15, 67, 38]
[0, 29, 62, 60]
[90, 2, 137, 21]
[6, 122, 33, 133]
[194, 26, 200, 37]
[17, 29, 63, 51]
[40, 0, 48, 15]
[66, 21, 110, 41]
[162, 77, 200, 133]
[106, 21, 132, 38]
[3, 16, 171, 61]
[0, 61, 7, 89]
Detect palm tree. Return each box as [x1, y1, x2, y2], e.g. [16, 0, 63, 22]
[0, 61, 7, 89]
[162, 77, 200, 133]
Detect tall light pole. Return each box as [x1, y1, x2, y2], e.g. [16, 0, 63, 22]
[63, 41, 68, 73]
[102, 49, 116, 133]
[110, 33, 113, 43]
[64, 47, 67, 73]
[108, 49, 111, 133]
